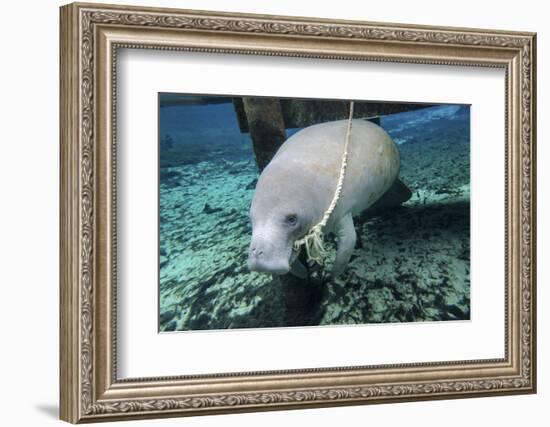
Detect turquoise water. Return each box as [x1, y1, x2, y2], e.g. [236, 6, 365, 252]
[159, 96, 470, 332]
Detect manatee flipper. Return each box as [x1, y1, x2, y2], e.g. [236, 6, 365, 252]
[332, 213, 357, 279]
[290, 258, 308, 279]
[369, 178, 412, 212]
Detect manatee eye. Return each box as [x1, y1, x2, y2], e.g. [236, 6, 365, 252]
[285, 214, 298, 226]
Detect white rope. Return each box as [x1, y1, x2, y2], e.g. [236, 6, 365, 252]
[293, 101, 355, 264]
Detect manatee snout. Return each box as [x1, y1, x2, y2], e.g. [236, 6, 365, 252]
[247, 232, 292, 275]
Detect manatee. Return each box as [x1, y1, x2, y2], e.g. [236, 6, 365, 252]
[247, 119, 411, 278]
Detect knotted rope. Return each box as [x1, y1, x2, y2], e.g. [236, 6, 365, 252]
[293, 101, 355, 264]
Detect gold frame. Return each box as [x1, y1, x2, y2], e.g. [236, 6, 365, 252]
[59, 2, 537, 423]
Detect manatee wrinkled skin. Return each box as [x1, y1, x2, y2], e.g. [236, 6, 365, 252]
[247, 119, 406, 278]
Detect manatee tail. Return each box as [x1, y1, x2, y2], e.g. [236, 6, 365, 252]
[369, 178, 412, 211]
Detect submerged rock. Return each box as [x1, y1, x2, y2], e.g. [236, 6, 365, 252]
[163, 321, 177, 332]
[202, 203, 222, 214]
[245, 178, 258, 190]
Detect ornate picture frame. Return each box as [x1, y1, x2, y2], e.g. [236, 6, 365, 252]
[60, 2, 536, 423]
